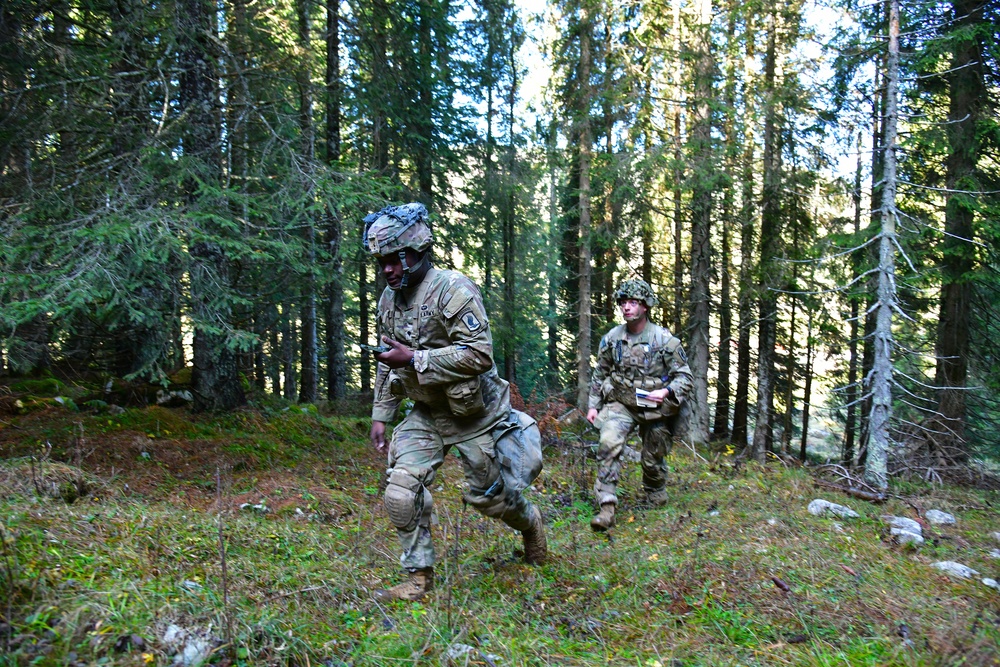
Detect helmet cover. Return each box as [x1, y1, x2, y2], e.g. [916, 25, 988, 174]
[363, 203, 433, 256]
[614, 279, 659, 309]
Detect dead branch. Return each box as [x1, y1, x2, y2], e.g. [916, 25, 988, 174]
[813, 479, 887, 503]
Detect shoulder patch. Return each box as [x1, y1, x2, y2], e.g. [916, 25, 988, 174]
[460, 309, 482, 332]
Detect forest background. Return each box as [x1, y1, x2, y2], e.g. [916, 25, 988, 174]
[2, 0, 999, 487]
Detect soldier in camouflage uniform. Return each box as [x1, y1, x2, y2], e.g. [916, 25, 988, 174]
[586, 279, 693, 531]
[365, 203, 547, 601]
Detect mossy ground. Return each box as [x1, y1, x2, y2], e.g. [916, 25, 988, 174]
[0, 393, 998, 666]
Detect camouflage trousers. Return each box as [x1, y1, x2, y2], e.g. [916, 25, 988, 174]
[593, 401, 673, 506]
[385, 404, 536, 571]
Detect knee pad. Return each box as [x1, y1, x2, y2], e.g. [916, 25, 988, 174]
[383, 469, 424, 531]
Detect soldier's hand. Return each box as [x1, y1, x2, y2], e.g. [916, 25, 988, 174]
[586, 408, 599, 424]
[370, 420, 388, 454]
[645, 388, 670, 403]
[374, 336, 415, 369]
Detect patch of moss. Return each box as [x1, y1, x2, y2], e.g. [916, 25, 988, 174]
[11, 378, 63, 396]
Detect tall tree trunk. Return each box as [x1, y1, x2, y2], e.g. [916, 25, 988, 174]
[843, 132, 863, 465]
[859, 43, 887, 468]
[782, 274, 797, 455]
[865, 0, 901, 491]
[416, 2, 434, 201]
[713, 5, 738, 441]
[731, 10, 756, 448]
[282, 303, 298, 401]
[325, 0, 347, 402]
[360, 0, 391, 394]
[933, 0, 984, 457]
[800, 263, 816, 461]
[575, 3, 594, 412]
[751, 8, 782, 461]
[298, 0, 318, 403]
[671, 0, 684, 335]
[182, 0, 244, 411]
[687, 0, 713, 446]
[547, 120, 561, 387]
[502, 33, 518, 383]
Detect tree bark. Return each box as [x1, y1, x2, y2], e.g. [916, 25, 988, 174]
[933, 0, 984, 456]
[843, 131, 863, 466]
[181, 0, 244, 411]
[687, 0, 714, 446]
[298, 0, 318, 404]
[575, 2, 594, 412]
[865, 0, 901, 491]
[751, 8, 782, 461]
[325, 0, 348, 402]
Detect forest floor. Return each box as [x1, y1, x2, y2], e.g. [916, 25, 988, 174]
[0, 379, 999, 666]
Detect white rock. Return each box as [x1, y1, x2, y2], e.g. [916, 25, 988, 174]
[983, 578, 999, 591]
[808, 499, 860, 519]
[991, 532, 1000, 544]
[989, 549, 1000, 560]
[882, 516, 922, 535]
[177, 637, 212, 667]
[925, 510, 955, 525]
[931, 561, 980, 579]
[892, 529, 924, 546]
[161, 624, 213, 667]
[163, 625, 185, 647]
[445, 643, 476, 660]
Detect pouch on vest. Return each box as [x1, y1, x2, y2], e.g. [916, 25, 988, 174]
[492, 409, 543, 493]
[445, 375, 485, 417]
[388, 373, 405, 398]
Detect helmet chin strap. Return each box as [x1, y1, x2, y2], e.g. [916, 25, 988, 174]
[394, 249, 431, 290]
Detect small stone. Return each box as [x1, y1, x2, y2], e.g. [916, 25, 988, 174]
[925, 510, 955, 525]
[988, 548, 1000, 560]
[882, 516, 922, 535]
[808, 499, 859, 519]
[931, 561, 980, 579]
[983, 578, 999, 591]
[445, 643, 476, 660]
[991, 531, 1000, 544]
[892, 529, 924, 546]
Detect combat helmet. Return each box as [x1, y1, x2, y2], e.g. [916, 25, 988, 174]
[363, 203, 433, 289]
[363, 203, 433, 256]
[614, 279, 659, 309]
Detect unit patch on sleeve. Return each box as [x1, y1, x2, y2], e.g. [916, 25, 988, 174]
[461, 310, 482, 332]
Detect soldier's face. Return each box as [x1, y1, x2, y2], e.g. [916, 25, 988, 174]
[376, 249, 420, 289]
[619, 299, 647, 323]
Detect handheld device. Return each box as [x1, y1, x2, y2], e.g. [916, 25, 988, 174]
[359, 343, 391, 354]
[635, 388, 660, 408]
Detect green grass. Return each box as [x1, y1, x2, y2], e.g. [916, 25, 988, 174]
[1, 404, 998, 666]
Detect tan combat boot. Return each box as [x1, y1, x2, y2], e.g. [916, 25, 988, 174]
[521, 505, 548, 565]
[647, 488, 668, 507]
[590, 503, 616, 532]
[373, 568, 434, 602]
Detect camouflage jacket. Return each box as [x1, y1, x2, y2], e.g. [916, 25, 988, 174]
[588, 321, 693, 419]
[372, 267, 510, 443]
